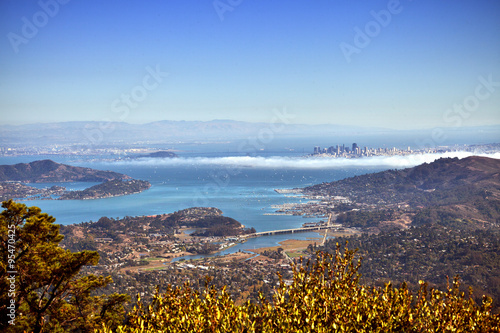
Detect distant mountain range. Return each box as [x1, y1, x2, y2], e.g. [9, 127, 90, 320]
[1, 120, 498, 147]
[0, 120, 371, 146]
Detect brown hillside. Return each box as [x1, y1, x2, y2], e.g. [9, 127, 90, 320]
[0, 159, 129, 183]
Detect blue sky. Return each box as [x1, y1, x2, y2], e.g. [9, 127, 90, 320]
[1, 0, 499, 129]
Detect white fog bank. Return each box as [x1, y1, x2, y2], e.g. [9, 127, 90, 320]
[110, 152, 500, 170]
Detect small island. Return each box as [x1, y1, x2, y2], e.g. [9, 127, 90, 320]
[137, 150, 178, 158]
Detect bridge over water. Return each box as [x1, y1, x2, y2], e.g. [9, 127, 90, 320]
[241, 224, 342, 239]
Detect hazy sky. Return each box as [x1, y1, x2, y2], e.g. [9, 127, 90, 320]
[1, 0, 499, 129]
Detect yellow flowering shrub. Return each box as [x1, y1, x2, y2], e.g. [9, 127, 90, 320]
[101, 244, 500, 332]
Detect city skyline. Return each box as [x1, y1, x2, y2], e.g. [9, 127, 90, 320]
[1, 1, 499, 130]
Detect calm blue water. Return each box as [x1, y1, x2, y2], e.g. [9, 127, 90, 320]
[1, 154, 386, 256]
[13, 161, 383, 229]
[171, 232, 324, 262]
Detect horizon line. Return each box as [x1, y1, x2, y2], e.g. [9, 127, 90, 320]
[1, 119, 500, 132]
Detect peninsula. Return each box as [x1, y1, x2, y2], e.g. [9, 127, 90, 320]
[0, 160, 150, 201]
[58, 179, 151, 200]
[276, 156, 500, 228]
[60, 207, 256, 260]
[0, 159, 128, 183]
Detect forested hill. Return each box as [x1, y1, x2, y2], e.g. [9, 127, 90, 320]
[305, 156, 500, 309]
[303, 156, 500, 208]
[60, 207, 255, 254]
[0, 159, 129, 183]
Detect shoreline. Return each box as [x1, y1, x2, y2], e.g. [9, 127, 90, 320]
[160, 228, 360, 268]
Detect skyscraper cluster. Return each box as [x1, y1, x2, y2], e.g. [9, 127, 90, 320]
[311, 143, 412, 158]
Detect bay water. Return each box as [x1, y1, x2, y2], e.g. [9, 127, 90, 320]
[1, 153, 389, 256]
